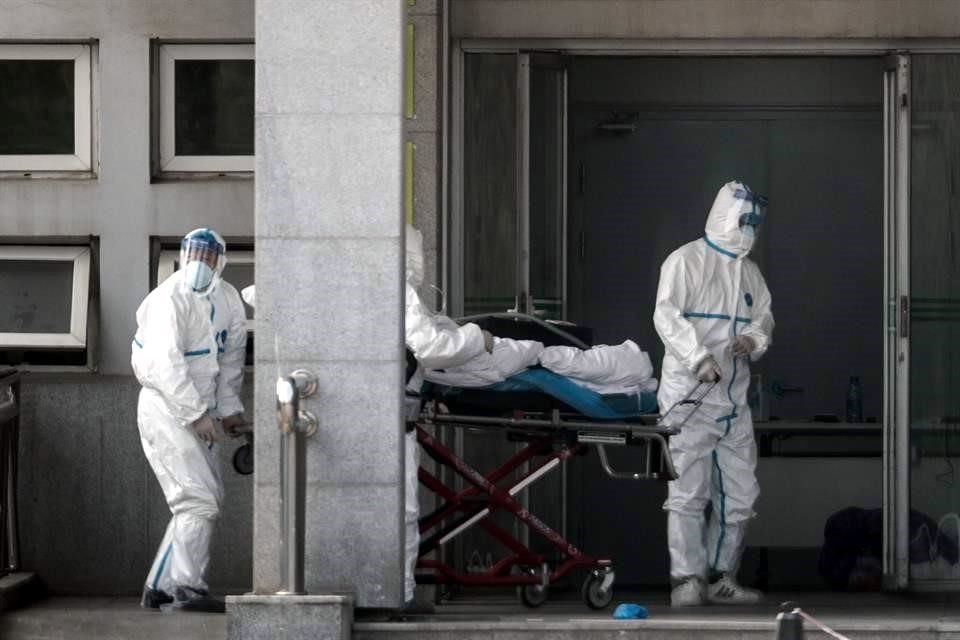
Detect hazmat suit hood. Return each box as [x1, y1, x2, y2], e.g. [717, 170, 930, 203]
[406, 224, 425, 288]
[704, 181, 767, 257]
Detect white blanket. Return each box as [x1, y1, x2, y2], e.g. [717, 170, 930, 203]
[539, 340, 657, 395]
[424, 337, 544, 388]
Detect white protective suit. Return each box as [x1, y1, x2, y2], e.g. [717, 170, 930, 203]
[403, 225, 487, 603]
[653, 181, 774, 583]
[132, 267, 248, 596]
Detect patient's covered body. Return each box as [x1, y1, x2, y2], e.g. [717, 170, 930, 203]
[423, 336, 658, 397]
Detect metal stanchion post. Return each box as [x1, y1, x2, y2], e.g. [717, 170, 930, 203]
[774, 601, 804, 640]
[275, 371, 318, 596]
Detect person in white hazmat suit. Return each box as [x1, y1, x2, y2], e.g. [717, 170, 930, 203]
[653, 182, 774, 607]
[132, 228, 248, 613]
[403, 224, 493, 606]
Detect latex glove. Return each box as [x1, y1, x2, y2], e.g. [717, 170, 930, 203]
[221, 413, 246, 438]
[482, 330, 495, 354]
[695, 356, 722, 383]
[731, 335, 756, 358]
[191, 414, 218, 444]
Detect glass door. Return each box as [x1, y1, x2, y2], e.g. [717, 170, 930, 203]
[458, 52, 567, 317]
[883, 53, 910, 590]
[907, 53, 960, 589]
[452, 49, 569, 573]
[886, 52, 960, 591]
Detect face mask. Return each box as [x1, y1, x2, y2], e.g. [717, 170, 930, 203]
[184, 261, 214, 291]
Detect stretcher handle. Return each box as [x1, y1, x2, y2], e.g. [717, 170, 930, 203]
[455, 311, 590, 350]
[657, 380, 716, 429]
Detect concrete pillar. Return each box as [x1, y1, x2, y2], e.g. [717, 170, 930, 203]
[249, 0, 405, 610]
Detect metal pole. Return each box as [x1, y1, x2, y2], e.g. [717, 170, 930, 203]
[275, 372, 318, 596]
[278, 428, 305, 593]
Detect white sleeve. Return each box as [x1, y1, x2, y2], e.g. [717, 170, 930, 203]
[741, 265, 774, 361]
[652, 253, 711, 374]
[215, 290, 248, 418]
[130, 294, 207, 426]
[405, 283, 486, 370]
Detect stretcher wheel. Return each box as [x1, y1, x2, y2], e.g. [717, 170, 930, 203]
[582, 570, 614, 610]
[518, 582, 548, 608]
[233, 443, 254, 475]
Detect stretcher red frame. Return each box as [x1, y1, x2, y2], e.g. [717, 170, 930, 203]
[412, 401, 680, 609]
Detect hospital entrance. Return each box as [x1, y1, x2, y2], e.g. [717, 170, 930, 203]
[448, 52, 960, 596]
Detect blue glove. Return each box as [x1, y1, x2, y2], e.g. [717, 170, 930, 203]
[612, 603, 649, 619]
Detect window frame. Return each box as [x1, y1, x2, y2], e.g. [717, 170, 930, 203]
[157, 248, 255, 332]
[156, 43, 255, 174]
[0, 245, 92, 349]
[0, 43, 93, 173]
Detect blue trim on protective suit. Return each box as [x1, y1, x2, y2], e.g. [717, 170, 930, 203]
[132, 336, 143, 349]
[184, 348, 210, 357]
[683, 312, 751, 325]
[684, 312, 731, 320]
[151, 542, 173, 591]
[704, 236, 738, 259]
[711, 451, 727, 570]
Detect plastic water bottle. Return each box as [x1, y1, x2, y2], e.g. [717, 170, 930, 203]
[846, 376, 863, 423]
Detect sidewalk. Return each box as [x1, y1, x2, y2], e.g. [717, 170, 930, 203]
[5, 592, 960, 640]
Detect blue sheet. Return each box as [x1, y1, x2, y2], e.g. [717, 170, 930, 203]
[486, 367, 658, 420]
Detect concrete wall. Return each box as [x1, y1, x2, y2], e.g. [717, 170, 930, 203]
[451, 0, 960, 39]
[0, 0, 256, 594]
[17, 377, 254, 594]
[0, 0, 255, 376]
[252, 0, 405, 608]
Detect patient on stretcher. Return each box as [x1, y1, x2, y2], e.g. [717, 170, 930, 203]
[422, 334, 659, 400]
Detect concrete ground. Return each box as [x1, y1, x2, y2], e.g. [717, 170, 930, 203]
[5, 591, 960, 640]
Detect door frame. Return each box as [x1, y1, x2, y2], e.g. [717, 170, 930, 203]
[447, 37, 960, 592]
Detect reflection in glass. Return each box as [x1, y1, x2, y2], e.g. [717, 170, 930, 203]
[909, 54, 960, 582]
[463, 54, 518, 315]
[175, 60, 254, 156]
[0, 60, 74, 154]
[529, 63, 564, 319]
[0, 261, 73, 332]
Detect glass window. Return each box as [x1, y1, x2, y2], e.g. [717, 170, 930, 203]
[174, 60, 254, 156]
[0, 246, 91, 349]
[157, 43, 254, 174]
[0, 44, 92, 172]
[0, 60, 74, 155]
[0, 260, 73, 333]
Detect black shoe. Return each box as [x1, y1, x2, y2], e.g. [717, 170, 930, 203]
[141, 587, 174, 609]
[173, 586, 226, 613]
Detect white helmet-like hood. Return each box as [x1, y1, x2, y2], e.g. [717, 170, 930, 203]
[704, 181, 767, 257]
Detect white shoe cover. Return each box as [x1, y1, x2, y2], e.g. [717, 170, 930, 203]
[670, 577, 705, 607]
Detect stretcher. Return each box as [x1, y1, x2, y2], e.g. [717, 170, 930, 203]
[411, 313, 707, 609]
